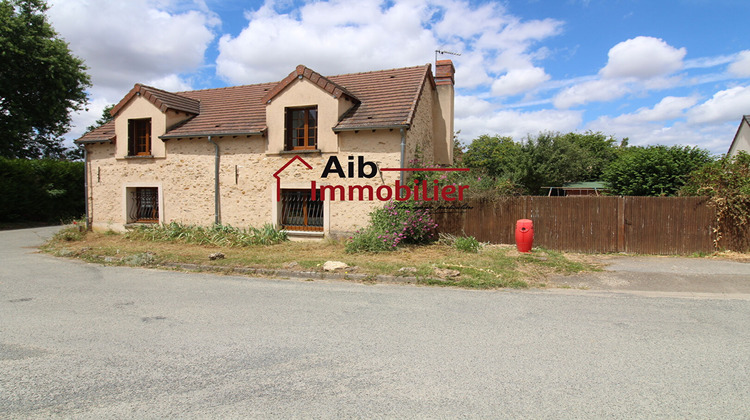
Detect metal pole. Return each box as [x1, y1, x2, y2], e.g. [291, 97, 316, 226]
[207, 136, 220, 225]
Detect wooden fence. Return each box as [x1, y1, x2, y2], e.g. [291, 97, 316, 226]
[432, 196, 726, 254]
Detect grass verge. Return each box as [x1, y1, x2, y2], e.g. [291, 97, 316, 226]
[41, 226, 598, 289]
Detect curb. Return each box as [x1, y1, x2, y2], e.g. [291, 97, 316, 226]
[159, 262, 419, 284]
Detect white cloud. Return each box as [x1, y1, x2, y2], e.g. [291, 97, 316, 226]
[728, 50, 750, 78]
[216, 0, 563, 88]
[216, 0, 436, 84]
[491, 67, 550, 96]
[47, 0, 218, 93]
[687, 85, 750, 124]
[600, 36, 686, 79]
[553, 79, 630, 109]
[457, 108, 583, 142]
[454, 95, 493, 119]
[586, 118, 734, 156]
[604, 96, 699, 126]
[146, 75, 194, 92]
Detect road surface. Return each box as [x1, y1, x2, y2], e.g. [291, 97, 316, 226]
[1, 227, 749, 418]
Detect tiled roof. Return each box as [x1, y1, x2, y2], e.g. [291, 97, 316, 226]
[163, 82, 275, 138]
[78, 64, 435, 142]
[330, 65, 432, 130]
[261, 65, 358, 105]
[76, 120, 115, 143]
[111, 84, 200, 117]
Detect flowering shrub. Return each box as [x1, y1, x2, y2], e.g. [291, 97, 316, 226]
[345, 201, 438, 253]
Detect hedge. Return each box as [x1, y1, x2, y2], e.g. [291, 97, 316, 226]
[0, 158, 84, 223]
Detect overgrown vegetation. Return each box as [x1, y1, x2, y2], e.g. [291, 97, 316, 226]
[681, 151, 750, 251]
[603, 145, 713, 196]
[438, 233, 483, 253]
[43, 228, 597, 289]
[125, 222, 288, 247]
[0, 157, 84, 223]
[345, 201, 438, 253]
[429, 132, 718, 197]
[456, 131, 622, 195]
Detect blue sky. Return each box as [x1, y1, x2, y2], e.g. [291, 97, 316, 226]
[48, 0, 750, 155]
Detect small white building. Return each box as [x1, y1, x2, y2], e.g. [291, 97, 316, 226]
[728, 115, 750, 156]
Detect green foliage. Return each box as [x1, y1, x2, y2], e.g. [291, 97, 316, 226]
[125, 222, 288, 247]
[344, 228, 392, 253]
[346, 201, 438, 253]
[0, 0, 91, 158]
[52, 224, 85, 242]
[453, 236, 482, 253]
[0, 157, 84, 222]
[462, 131, 620, 195]
[681, 151, 750, 251]
[439, 233, 483, 253]
[603, 145, 713, 196]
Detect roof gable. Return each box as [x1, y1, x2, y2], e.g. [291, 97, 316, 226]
[728, 115, 750, 155]
[110, 83, 201, 117]
[260, 65, 359, 105]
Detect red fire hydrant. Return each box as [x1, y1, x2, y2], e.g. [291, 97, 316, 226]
[515, 219, 534, 253]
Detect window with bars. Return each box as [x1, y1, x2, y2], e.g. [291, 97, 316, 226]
[285, 107, 317, 150]
[280, 189, 323, 232]
[128, 118, 152, 156]
[130, 187, 159, 223]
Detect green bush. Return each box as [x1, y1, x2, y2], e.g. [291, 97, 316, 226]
[453, 236, 482, 253]
[438, 233, 482, 253]
[344, 228, 392, 253]
[125, 222, 287, 247]
[52, 224, 85, 242]
[0, 158, 84, 223]
[346, 201, 438, 253]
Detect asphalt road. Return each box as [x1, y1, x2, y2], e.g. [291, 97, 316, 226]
[1, 227, 750, 418]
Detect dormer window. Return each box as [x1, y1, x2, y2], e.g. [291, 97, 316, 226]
[128, 118, 152, 156]
[285, 107, 317, 150]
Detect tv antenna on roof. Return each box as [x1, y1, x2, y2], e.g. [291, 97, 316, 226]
[435, 49, 461, 65]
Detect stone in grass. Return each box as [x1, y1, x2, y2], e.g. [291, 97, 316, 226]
[209, 252, 225, 261]
[323, 261, 349, 271]
[399, 267, 418, 273]
[434, 267, 460, 278]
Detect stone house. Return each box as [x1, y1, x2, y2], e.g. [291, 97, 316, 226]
[76, 60, 456, 238]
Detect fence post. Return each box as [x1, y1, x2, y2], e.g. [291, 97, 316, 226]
[617, 196, 625, 252]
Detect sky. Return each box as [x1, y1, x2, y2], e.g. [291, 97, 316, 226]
[47, 0, 750, 155]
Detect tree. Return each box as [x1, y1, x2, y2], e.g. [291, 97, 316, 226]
[0, 0, 90, 159]
[463, 132, 621, 195]
[603, 145, 713, 196]
[463, 134, 523, 178]
[680, 151, 750, 251]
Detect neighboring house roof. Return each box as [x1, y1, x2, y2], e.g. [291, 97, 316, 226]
[77, 64, 434, 143]
[76, 120, 115, 144]
[728, 115, 750, 156]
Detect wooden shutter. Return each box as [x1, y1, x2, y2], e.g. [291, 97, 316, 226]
[128, 120, 134, 155]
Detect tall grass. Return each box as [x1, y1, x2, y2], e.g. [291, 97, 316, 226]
[125, 222, 287, 247]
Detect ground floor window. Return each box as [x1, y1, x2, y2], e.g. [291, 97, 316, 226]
[130, 187, 159, 223]
[280, 189, 323, 231]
